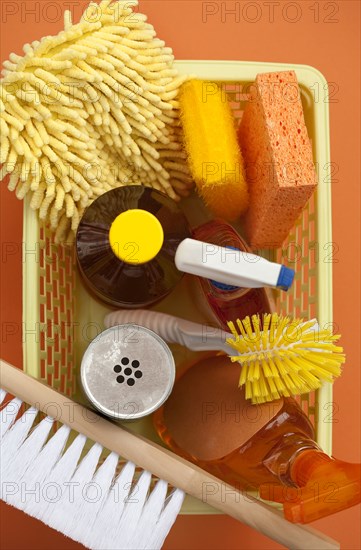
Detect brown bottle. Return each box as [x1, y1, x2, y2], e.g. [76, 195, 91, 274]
[76, 185, 190, 308]
[154, 355, 361, 523]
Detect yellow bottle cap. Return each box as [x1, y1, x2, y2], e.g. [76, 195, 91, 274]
[109, 209, 164, 265]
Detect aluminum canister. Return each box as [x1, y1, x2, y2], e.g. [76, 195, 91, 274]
[80, 324, 175, 421]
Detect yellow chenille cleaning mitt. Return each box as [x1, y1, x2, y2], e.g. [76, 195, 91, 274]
[0, 0, 192, 242]
[179, 80, 249, 220]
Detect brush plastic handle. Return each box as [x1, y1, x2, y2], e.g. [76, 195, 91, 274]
[0, 360, 339, 550]
[104, 311, 320, 357]
[175, 238, 295, 291]
[104, 310, 232, 355]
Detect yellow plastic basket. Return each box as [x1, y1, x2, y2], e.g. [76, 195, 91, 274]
[22, 60, 333, 514]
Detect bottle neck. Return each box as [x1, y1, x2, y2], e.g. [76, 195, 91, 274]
[290, 449, 333, 486]
[263, 433, 321, 487]
[261, 435, 361, 523]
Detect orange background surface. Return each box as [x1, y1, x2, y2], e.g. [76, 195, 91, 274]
[0, 1, 360, 548]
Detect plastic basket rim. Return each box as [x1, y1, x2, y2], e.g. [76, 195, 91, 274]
[22, 60, 333, 458]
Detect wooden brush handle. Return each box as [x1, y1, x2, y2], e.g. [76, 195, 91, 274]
[0, 359, 339, 550]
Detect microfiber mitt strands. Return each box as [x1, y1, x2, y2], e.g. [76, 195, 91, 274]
[0, 0, 192, 242]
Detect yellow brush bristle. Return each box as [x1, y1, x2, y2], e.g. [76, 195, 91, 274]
[227, 313, 346, 403]
[179, 79, 249, 220]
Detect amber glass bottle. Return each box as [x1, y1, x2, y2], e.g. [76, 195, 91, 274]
[76, 186, 190, 308]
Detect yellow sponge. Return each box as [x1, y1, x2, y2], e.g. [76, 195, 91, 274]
[180, 80, 249, 219]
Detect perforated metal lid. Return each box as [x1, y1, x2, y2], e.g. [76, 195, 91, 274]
[80, 325, 175, 420]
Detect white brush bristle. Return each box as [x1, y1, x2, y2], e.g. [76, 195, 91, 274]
[0, 393, 184, 549]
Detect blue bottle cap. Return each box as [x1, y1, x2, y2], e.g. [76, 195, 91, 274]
[210, 280, 239, 291]
[276, 265, 295, 291]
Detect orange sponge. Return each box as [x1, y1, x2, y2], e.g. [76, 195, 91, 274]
[180, 80, 249, 220]
[238, 71, 317, 248]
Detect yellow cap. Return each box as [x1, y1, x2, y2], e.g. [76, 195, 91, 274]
[109, 209, 164, 265]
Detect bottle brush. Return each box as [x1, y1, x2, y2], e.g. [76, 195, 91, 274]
[105, 310, 345, 404]
[227, 313, 345, 403]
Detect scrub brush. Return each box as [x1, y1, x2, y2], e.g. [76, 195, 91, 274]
[0, 359, 339, 549]
[105, 311, 345, 404]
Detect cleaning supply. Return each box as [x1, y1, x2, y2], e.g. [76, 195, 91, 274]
[0, 359, 340, 549]
[0, 0, 192, 243]
[226, 314, 344, 402]
[153, 354, 361, 524]
[104, 310, 345, 403]
[175, 239, 294, 290]
[76, 186, 190, 308]
[76, 186, 294, 308]
[192, 219, 276, 331]
[180, 79, 249, 220]
[238, 70, 317, 248]
[80, 325, 175, 420]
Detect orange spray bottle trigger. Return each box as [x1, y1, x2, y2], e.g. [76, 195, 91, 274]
[259, 450, 361, 524]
